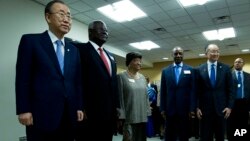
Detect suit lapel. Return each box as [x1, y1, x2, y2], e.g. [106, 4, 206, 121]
[178, 65, 185, 83]
[105, 49, 117, 77]
[40, 31, 62, 75]
[215, 63, 223, 87]
[171, 65, 177, 85]
[63, 41, 72, 76]
[232, 71, 237, 83]
[201, 64, 212, 87]
[89, 43, 111, 77]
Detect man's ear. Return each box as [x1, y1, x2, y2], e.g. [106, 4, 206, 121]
[45, 13, 51, 23]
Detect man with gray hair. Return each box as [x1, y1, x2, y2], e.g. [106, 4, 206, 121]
[73, 20, 119, 141]
[196, 44, 234, 141]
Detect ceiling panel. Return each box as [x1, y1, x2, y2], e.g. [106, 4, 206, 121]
[31, 0, 250, 68]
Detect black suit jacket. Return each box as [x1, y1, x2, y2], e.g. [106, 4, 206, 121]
[160, 64, 196, 116]
[196, 62, 234, 116]
[15, 31, 83, 131]
[74, 42, 119, 120]
[232, 71, 250, 110]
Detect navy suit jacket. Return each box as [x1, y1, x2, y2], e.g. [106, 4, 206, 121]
[160, 64, 196, 116]
[232, 71, 250, 110]
[74, 42, 119, 120]
[196, 62, 234, 116]
[15, 31, 83, 131]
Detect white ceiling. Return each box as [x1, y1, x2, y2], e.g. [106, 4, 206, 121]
[32, 0, 250, 68]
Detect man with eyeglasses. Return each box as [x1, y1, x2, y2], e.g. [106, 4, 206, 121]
[160, 46, 196, 141]
[196, 44, 234, 141]
[227, 58, 250, 141]
[15, 1, 84, 141]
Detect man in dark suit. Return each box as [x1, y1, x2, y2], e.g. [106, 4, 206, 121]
[74, 20, 119, 141]
[196, 44, 234, 141]
[227, 58, 250, 141]
[15, 1, 84, 141]
[160, 47, 196, 141]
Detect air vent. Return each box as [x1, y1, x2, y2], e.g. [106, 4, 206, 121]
[154, 27, 167, 32]
[213, 16, 231, 24]
[225, 44, 238, 48]
[183, 49, 190, 52]
[152, 27, 167, 34]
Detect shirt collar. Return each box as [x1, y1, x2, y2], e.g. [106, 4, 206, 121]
[235, 70, 243, 74]
[48, 30, 65, 46]
[89, 40, 103, 51]
[173, 62, 183, 67]
[207, 60, 217, 66]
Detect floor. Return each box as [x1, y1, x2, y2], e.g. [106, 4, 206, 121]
[112, 134, 200, 141]
[112, 134, 163, 141]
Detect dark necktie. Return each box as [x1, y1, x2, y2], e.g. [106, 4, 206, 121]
[56, 40, 64, 74]
[210, 64, 215, 87]
[237, 71, 243, 99]
[175, 65, 181, 83]
[98, 47, 110, 75]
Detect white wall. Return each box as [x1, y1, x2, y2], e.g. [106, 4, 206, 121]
[0, 0, 88, 140]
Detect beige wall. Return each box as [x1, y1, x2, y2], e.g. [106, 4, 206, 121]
[140, 54, 250, 82]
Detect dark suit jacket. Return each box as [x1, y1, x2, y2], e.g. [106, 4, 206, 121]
[232, 71, 250, 110]
[74, 42, 119, 120]
[196, 62, 234, 116]
[15, 31, 82, 131]
[160, 64, 196, 116]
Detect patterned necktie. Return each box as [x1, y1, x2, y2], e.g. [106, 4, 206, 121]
[98, 47, 110, 75]
[55, 40, 64, 74]
[210, 64, 215, 87]
[175, 64, 181, 83]
[237, 71, 243, 98]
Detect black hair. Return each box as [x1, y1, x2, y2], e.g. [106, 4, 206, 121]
[45, 0, 65, 14]
[125, 52, 142, 66]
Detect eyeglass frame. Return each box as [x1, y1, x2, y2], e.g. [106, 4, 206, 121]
[49, 11, 72, 21]
[207, 50, 220, 55]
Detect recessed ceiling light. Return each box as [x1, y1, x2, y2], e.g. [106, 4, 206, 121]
[199, 53, 205, 56]
[162, 57, 169, 60]
[202, 27, 236, 41]
[97, 0, 147, 22]
[178, 0, 209, 7]
[241, 49, 250, 52]
[129, 40, 160, 50]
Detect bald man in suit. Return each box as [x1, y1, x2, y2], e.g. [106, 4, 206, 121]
[74, 20, 119, 141]
[227, 58, 250, 141]
[196, 44, 234, 141]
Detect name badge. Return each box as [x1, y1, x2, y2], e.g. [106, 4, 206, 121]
[238, 84, 241, 88]
[128, 79, 135, 83]
[184, 70, 191, 74]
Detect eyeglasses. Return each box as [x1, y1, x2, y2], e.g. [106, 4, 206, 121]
[208, 50, 220, 54]
[50, 12, 72, 21]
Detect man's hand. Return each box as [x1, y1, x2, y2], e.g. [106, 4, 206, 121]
[77, 110, 85, 121]
[196, 108, 202, 120]
[161, 111, 166, 120]
[222, 108, 231, 119]
[18, 112, 33, 126]
[189, 112, 196, 118]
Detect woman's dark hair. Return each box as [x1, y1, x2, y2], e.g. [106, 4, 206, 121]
[125, 52, 142, 66]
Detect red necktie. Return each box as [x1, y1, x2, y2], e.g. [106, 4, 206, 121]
[98, 47, 110, 75]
